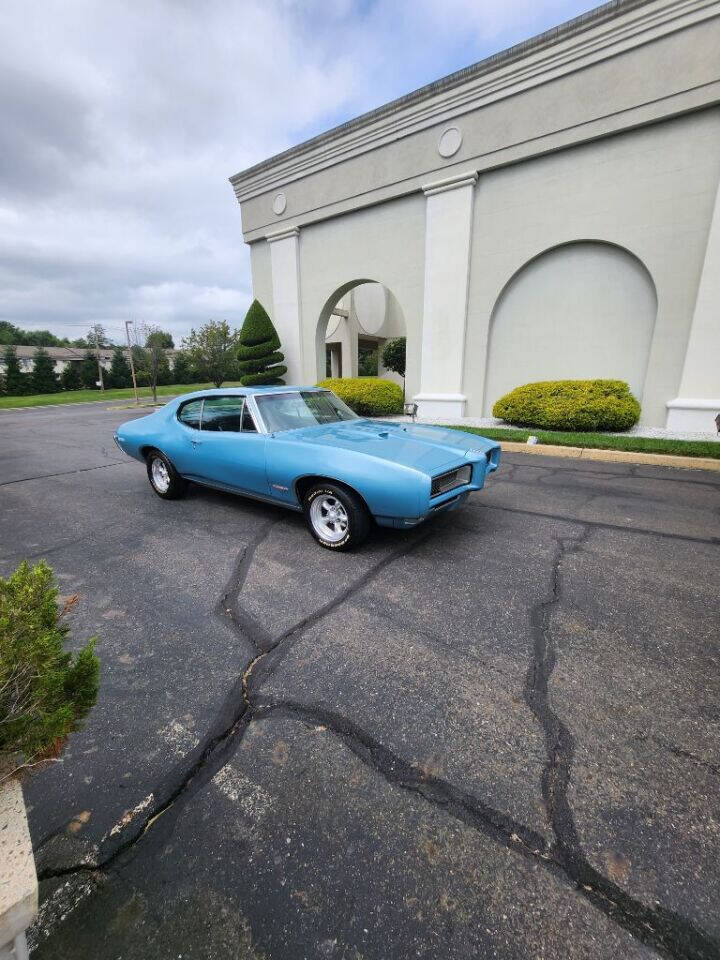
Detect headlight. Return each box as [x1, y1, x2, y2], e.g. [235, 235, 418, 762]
[431, 464, 473, 497]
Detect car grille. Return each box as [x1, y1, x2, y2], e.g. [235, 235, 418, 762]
[431, 464, 472, 497]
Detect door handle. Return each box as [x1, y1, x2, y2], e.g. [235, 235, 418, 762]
[191, 439, 202, 448]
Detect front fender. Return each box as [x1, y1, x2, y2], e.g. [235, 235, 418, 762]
[266, 438, 428, 517]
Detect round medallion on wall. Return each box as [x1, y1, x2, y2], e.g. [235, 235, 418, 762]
[438, 126, 462, 158]
[272, 192, 287, 215]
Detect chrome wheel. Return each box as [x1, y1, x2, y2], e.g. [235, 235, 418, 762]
[309, 494, 349, 543]
[151, 457, 171, 493]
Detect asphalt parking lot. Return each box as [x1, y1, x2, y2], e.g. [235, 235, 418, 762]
[1, 402, 719, 960]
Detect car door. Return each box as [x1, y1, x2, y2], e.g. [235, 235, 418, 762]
[188, 395, 269, 496]
[171, 397, 204, 475]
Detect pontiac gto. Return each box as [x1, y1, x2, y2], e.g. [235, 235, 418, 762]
[114, 386, 500, 550]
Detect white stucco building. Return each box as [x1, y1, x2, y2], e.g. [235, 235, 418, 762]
[230, 0, 720, 430]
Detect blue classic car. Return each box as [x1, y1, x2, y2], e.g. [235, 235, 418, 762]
[114, 386, 500, 550]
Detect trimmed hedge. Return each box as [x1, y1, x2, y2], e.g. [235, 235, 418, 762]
[318, 377, 404, 416]
[492, 379, 641, 432]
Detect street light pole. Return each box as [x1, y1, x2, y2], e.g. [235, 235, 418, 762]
[125, 320, 139, 405]
[94, 328, 105, 392]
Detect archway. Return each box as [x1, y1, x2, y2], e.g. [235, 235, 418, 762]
[315, 280, 408, 389]
[483, 241, 657, 414]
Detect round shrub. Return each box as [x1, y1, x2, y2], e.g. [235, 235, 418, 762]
[492, 379, 641, 432]
[318, 377, 404, 417]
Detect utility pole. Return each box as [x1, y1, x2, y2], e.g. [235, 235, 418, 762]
[125, 320, 139, 405]
[94, 326, 105, 392]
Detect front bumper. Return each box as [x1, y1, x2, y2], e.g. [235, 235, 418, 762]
[373, 444, 500, 530]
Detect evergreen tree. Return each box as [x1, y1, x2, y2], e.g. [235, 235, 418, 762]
[3, 345, 29, 395]
[80, 351, 100, 389]
[108, 347, 132, 388]
[236, 300, 287, 386]
[171, 351, 191, 384]
[31, 347, 59, 394]
[60, 362, 82, 391]
[0, 560, 99, 775]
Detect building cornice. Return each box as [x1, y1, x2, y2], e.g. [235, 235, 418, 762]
[266, 226, 300, 243]
[422, 171, 479, 196]
[229, 0, 718, 204]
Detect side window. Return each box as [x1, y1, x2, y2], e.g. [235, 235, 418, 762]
[177, 398, 203, 430]
[202, 396, 244, 433]
[241, 404, 258, 433]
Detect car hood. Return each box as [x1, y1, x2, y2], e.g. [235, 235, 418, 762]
[279, 420, 497, 475]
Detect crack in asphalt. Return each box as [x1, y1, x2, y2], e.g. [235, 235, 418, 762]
[0, 460, 125, 487]
[631, 734, 720, 779]
[500, 457, 720, 488]
[36, 524, 432, 881]
[519, 525, 720, 960]
[35, 509, 720, 960]
[474, 503, 720, 545]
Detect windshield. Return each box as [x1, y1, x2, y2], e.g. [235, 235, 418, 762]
[255, 391, 358, 433]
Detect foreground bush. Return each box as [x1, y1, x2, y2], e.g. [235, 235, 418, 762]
[493, 379, 641, 432]
[0, 561, 99, 776]
[318, 377, 403, 416]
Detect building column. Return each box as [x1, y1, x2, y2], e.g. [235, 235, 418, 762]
[666, 177, 720, 432]
[267, 226, 303, 385]
[414, 171, 477, 419]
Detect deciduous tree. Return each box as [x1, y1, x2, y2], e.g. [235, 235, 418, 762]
[183, 319, 240, 388]
[381, 337, 406, 398]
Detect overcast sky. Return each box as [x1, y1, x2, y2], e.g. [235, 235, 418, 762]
[1, 0, 597, 346]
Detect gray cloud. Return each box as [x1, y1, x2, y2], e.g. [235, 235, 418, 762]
[0, 0, 594, 344]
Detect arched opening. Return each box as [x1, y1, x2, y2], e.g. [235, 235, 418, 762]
[483, 241, 657, 414]
[315, 280, 408, 388]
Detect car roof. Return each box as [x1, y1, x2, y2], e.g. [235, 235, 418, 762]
[180, 385, 325, 398]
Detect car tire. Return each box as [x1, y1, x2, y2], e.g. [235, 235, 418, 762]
[146, 449, 188, 500]
[303, 482, 370, 551]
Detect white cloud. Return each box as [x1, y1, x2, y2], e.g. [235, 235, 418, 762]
[0, 0, 595, 343]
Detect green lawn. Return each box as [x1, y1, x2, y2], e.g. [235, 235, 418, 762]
[449, 425, 720, 460]
[0, 383, 243, 410]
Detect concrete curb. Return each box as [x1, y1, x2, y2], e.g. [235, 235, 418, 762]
[499, 441, 720, 472]
[0, 772, 37, 960]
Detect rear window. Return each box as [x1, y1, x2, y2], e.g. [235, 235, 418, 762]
[177, 399, 203, 430]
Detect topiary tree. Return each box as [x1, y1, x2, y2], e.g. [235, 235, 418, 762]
[236, 300, 287, 386]
[381, 337, 406, 398]
[60, 361, 83, 391]
[108, 346, 132, 388]
[31, 347, 60, 394]
[0, 561, 99, 779]
[3, 345, 28, 396]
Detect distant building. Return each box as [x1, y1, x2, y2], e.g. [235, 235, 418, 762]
[230, 0, 720, 429]
[0, 346, 179, 376]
